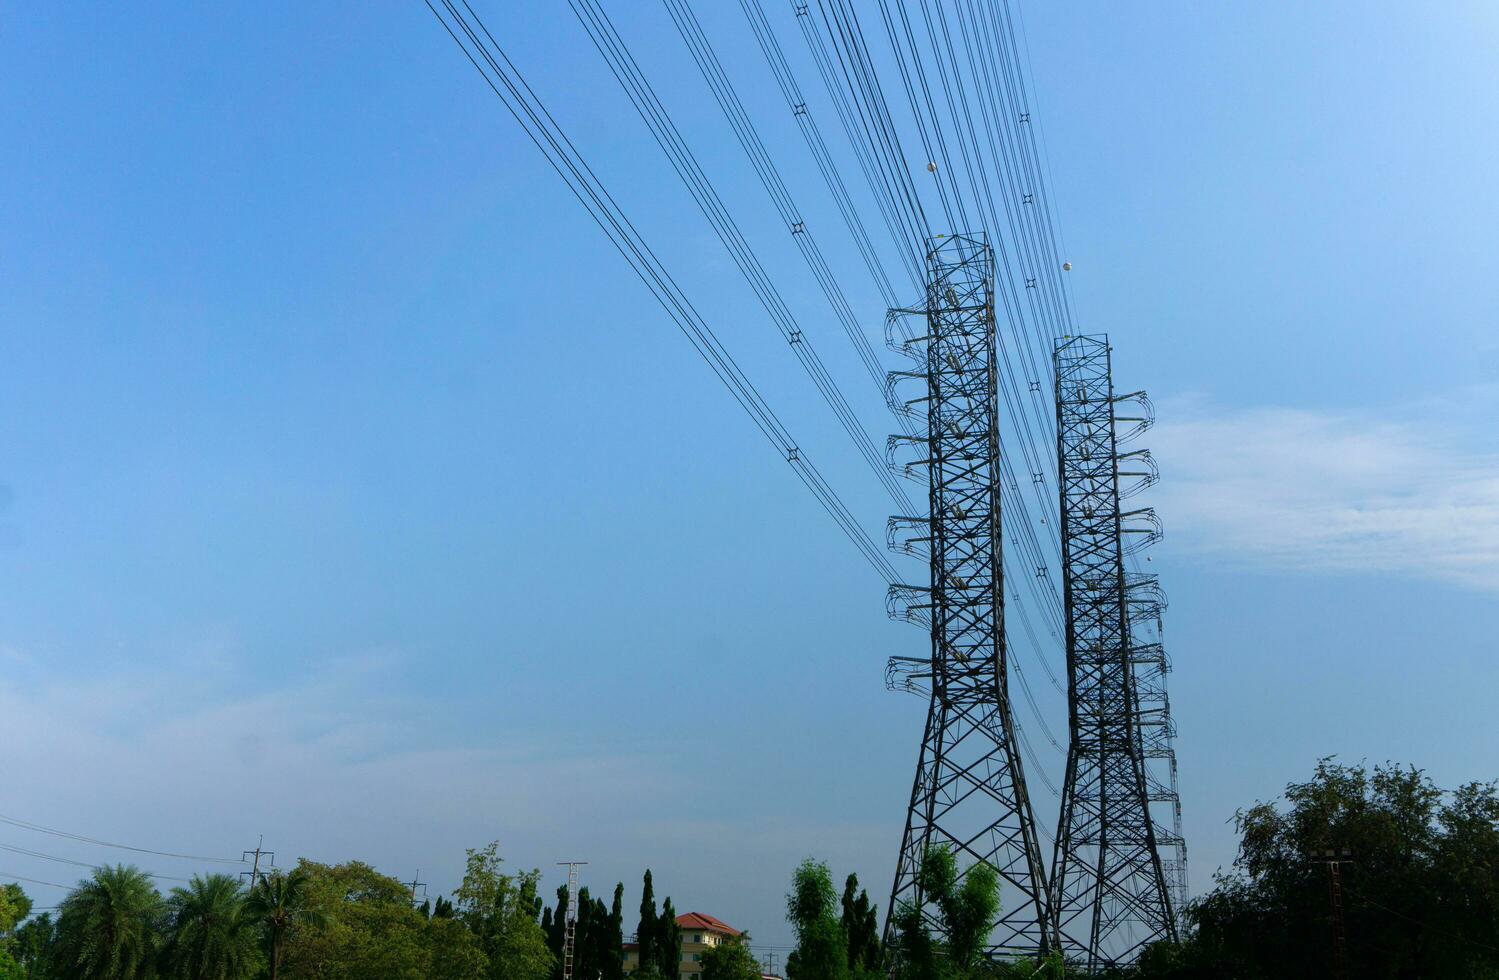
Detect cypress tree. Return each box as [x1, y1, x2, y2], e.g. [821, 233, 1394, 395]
[574, 886, 595, 980]
[603, 883, 625, 980]
[548, 883, 569, 979]
[840, 873, 881, 975]
[637, 869, 658, 972]
[657, 896, 682, 978]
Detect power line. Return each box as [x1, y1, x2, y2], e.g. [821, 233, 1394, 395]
[424, 0, 903, 586]
[0, 871, 75, 891]
[0, 813, 245, 865]
[567, 0, 912, 510]
[0, 841, 193, 883]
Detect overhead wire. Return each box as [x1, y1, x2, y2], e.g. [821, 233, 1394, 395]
[801, 0, 1082, 800]
[424, 0, 903, 586]
[566, 0, 914, 513]
[0, 813, 245, 866]
[739, 0, 903, 311]
[660, 0, 894, 411]
[0, 872, 74, 891]
[0, 841, 194, 884]
[814, 1, 1068, 671]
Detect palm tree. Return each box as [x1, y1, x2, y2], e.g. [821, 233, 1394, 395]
[53, 864, 165, 980]
[162, 874, 261, 980]
[243, 869, 323, 980]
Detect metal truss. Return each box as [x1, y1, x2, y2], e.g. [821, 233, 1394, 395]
[1049, 335, 1181, 969]
[882, 235, 1052, 960]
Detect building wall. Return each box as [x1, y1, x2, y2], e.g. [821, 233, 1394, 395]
[623, 926, 731, 979]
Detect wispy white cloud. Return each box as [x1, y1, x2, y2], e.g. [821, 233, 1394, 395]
[1148, 388, 1499, 591]
[0, 651, 679, 892]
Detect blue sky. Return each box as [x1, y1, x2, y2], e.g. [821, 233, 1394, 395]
[2, 0, 1497, 952]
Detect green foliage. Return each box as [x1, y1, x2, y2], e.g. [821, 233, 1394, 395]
[699, 932, 762, 980]
[636, 870, 657, 973]
[889, 903, 937, 980]
[888, 847, 1001, 980]
[14, 912, 56, 979]
[839, 874, 881, 978]
[631, 873, 681, 980]
[0, 884, 34, 980]
[544, 885, 615, 980]
[655, 897, 681, 979]
[0, 884, 32, 936]
[161, 874, 262, 980]
[602, 883, 624, 980]
[1139, 759, 1499, 980]
[276, 860, 429, 980]
[244, 868, 322, 980]
[918, 848, 998, 972]
[452, 842, 551, 980]
[424, 917, 488, 980]
[52, 865, 166, 980]
[786, 859, 849, 980]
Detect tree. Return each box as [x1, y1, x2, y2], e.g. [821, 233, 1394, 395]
[839, 874, 881, 978]
[887, 847, 1000, 980]
[655, 898, 681, 980]
[52, 865, 165, 980]
[699, 933, 761, 980]
[266, 860, 488, 980]
[274, 860, 433, 980]
[452, 842, 550, 980]
[601, 884, 624, 980]
[243, 869, 322, 980]
[545, 885, 605, 980]
[1140, 759, 1499, 980]
[0, 885, 34, 980]
[786, 860, 848, 980]
[161, 874, 261, 980]
[636, 871, 657, 974]
[424, 917, 489, 980]
[14, 912, 56, 979]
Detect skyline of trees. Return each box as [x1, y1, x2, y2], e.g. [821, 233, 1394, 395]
[2, 758, 1495, 978]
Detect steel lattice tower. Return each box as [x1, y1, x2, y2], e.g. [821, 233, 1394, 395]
[1049, 335, 1181, 968]
[882, 234, 1052, 960]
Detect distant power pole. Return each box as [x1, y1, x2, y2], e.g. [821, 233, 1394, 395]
[1310, 849, 1353, 980]
[557, 861, 587, 980]
[241, 837, 274, 890]
[403, 871, 428, 908]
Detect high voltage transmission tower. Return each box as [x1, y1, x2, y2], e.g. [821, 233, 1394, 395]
[1049, 335, 1183, 968]
[423, 2, 1191, 968]
[883, 234, 1052, 960]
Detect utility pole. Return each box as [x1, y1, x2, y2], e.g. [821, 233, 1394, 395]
[403, 871, 428, 908]
[1310, 849, 1353, 980]
[241, 837, 274, 890]
[557, 861, 587, 980]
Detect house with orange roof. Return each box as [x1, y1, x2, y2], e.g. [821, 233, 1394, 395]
[623, 911, 746, 979]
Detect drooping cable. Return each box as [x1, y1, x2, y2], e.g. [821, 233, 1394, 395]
[0, 813, 245, 866]
[424, 0, 903, 586]
[566, 0, 914, 513]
